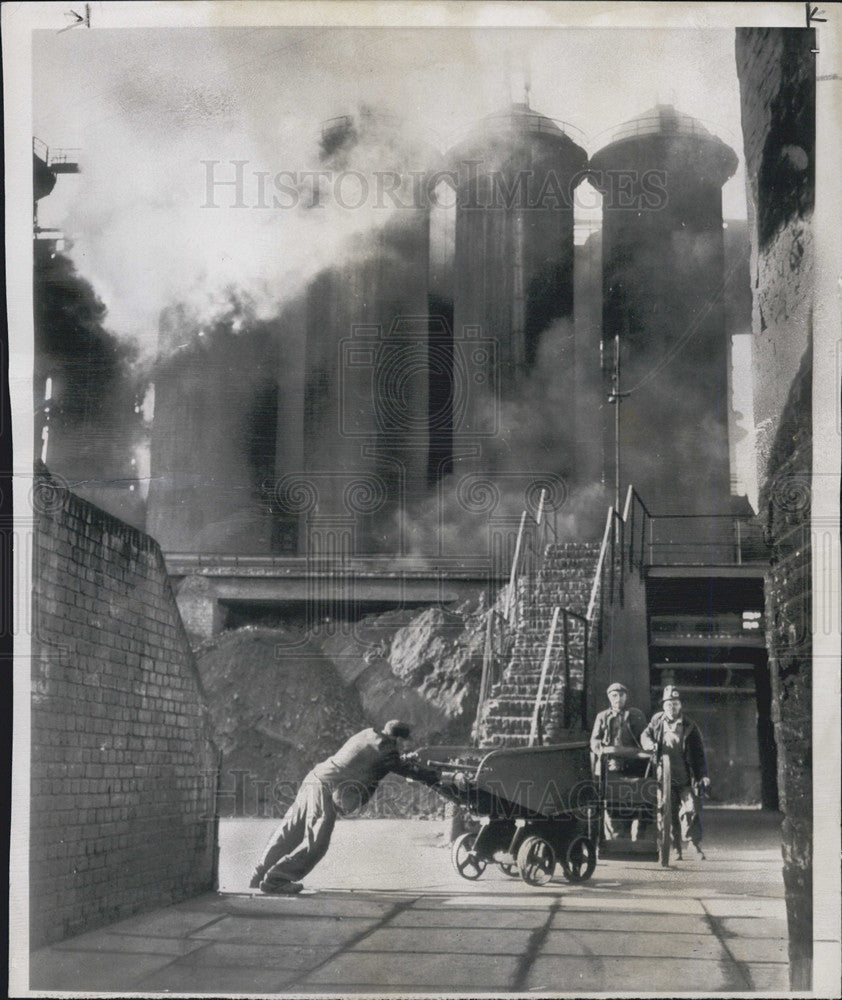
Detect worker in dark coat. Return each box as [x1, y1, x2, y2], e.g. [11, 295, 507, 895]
[590, 682, 647, 769]
[641, 686, 710, 859]
[590, 682, 648, 838]
[250, 720, 427, 894]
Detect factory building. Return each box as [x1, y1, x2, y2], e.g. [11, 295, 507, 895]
[146, 308, 279, 554]
[294, 111, 432, 554]
[145, 101, 747, 559]
[590, 105, 739, 515]
[448, 104, 587, 476]
[33, 138, 147, 530]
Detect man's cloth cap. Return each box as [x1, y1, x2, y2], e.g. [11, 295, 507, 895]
[383, 719, 411, 739]
[662, 685, 681, 703]
[606, 682, 627, 695]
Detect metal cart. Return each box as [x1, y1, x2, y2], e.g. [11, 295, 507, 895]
[405, 741, 599, 887]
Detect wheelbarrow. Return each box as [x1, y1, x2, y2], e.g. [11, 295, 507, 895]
[402, 741, 599, 887]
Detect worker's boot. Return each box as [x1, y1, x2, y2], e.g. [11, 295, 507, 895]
[259, 877, 304, 895]
[688, 840, 706, 860]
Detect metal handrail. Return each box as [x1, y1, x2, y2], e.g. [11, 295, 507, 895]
[587, 482, 767, 653]
[528, 605, 590, 745]
[529, 607, 560, 746]
[618, 483, 767, 569]
[495, 487, 590, 741]
[595, 110, 716, 148]
[49, 148, 81, 166]
[504, 488, 558, 624]
[474, 607, 513, 746]
[587, 507, 614, 624]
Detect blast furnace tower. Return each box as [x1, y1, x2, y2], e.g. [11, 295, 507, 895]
[590, 105, 738, 514]
[292, 110, 432, 554]
[147, 309, 279, 554]
[449, 103, 587, 473]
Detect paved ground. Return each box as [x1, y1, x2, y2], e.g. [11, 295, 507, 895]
[30, 809, 790, 995]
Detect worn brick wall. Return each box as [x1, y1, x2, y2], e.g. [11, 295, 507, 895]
[30, 466, 219, 949]
[759, 346, 813, 988]
[736, 28, 815, 484]
[736, 27, 814, 990]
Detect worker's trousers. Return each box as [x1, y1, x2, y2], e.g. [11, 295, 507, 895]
[670, 784, 702, 847]
[257, 774, 337, 884]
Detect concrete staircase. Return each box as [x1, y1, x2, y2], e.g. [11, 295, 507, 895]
[477, 541, 601, 747]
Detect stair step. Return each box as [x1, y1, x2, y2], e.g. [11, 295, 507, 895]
[482, 539, 602, 745]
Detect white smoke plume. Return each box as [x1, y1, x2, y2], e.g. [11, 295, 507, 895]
[34, 26, 746, 362]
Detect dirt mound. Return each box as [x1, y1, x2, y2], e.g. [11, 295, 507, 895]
[317, 596, 490, 746]
[196, 595, 500, 817]
[196, 626, 368, 815]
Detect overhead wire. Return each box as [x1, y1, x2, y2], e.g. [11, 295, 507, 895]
[622, 240, 752, 396]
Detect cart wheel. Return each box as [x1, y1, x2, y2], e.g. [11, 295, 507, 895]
[657, 755, 673, 868]
[517, 836, 556, 887]
[561, 835, 596, 883]
[498, 862, 519, 879]
[451, 832, 486, 880]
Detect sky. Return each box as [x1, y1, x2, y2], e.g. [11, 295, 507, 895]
[33, 26, 748, 359]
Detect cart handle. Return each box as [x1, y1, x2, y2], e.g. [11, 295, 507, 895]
[598, 747, 653, 760]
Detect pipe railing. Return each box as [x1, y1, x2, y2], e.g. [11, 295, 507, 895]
[473, 607, 513, 746]
[528, 606, 590, 745]
[641, 514, 766, 566]
[624, 486, 652, 572]
[586, 503, 626, 654]
[587, 483, 768, 655]
[504, 488, 558, 626]
[622, 485, 766, 569]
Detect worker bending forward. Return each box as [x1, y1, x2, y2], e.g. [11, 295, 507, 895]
[249, 720, 430, 894]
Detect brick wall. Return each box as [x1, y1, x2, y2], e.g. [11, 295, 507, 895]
[736, 28, 815, 484]
[30, 466, 219, 948]
[759, 345, 813, 988]
[736, 27, 814, 989]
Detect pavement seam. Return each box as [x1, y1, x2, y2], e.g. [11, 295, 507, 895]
[510, 897, 561, 992]
[280, 894, 421, 991]
[699, 899, 755, 991]
[107, 910, 230, 938]
[122, 914, 232, 992]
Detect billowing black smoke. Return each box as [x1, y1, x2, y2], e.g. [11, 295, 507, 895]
[34, 249, 146, 527]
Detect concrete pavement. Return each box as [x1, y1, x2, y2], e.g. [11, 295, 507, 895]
[30, 809, 790, 995]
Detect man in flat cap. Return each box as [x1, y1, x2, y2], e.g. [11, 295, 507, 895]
[590, 682, 647, 837]
[590, 682, 647, 768]
[249, 720, 428, 894]
[641, 687, 710, 860]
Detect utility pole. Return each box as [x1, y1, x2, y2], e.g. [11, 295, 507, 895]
[607, 332, 630, 512]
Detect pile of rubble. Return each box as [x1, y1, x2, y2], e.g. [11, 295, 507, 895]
[195, 596, 493, 817]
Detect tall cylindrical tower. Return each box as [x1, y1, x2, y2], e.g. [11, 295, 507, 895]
[590, 105, 738, 514]
[295, 110, 432, 554]
[449, 104, 588, 474]
[147, 310, 278, 554]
